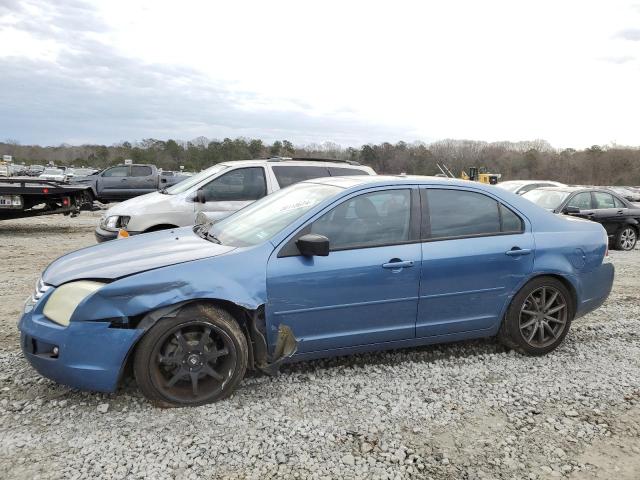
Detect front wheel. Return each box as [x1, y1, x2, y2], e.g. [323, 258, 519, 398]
[615, 226, 637, 251]
[134, 303, 248, 407]
[498, 277, 574, 355]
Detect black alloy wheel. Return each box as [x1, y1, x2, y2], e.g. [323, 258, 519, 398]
[134, 304, 248, 407]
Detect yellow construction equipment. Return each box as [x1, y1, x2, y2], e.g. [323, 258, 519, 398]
[437, 164, 501, 185]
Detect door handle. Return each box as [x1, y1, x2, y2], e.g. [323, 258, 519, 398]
[505, 247, 532, 257]
[382, 260, 414, 269]
[617, 210, 624, 215]
[121, 178, 128, 182]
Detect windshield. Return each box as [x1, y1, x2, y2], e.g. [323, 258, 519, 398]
[523, 189, 570, 210]
[165, 164, 228, 194]
[207, 182, 342, 247]
[496, 181, 525, 193]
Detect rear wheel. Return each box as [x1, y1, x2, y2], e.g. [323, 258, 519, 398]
[615, 226, 637, 251]
[498, 277, 574, 355]
[134, 304, 248, 407]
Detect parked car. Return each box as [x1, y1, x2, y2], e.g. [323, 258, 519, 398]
[39, 168, 67, 182]
[523, 186, 640, 250]
[19, 176, 613, 406]
[72, 167, 99, 177]
[95, 158, 375, 242]
[496, 180, 566, 195]
[26, 165, 45, 176]
[70, 163, 188, 204]
[0, 165, 8, 177]
[604, 186, 640, 203]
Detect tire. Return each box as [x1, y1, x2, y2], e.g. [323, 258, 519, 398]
[614, 226, 637, 251]
[134, 303, 248, 407]
[498, 277, 574, 356]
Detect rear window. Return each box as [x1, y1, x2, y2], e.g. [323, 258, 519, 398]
[272, 165, 329, 188]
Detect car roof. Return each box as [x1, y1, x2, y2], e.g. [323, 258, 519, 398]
[499, 180, 563, 185]
[219, 159, 371, 169]
[303, 175, 502, 190]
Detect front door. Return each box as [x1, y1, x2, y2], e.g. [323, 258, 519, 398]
[266, 187, 421, 354]
[99, 165, 131, 200]
[194, 167, 267, 222]
[417, 188, 534, 337]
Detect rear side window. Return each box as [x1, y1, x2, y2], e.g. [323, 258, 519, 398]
[613, 196, 626, 208]
[593, 192, 617, 209]
[272, 165, 329, 188]
[426, 189, 523, 239]
[328, 167, 370, 177]
[500, 204, 524, 233]
[131, 166, 152, 177]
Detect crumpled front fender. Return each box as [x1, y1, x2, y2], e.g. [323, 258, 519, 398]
[70, 243, 273, 323]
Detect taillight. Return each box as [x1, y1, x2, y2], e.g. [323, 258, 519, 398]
[42, 188, 49, 194]
[62, 197, 70, 206]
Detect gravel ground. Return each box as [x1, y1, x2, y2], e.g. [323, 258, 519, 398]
[0, 214, 639, 480]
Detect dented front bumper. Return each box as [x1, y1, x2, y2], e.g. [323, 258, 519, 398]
[19, 310, 143, 392]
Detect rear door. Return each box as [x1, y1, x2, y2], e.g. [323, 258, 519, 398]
[417, 187, 534, 338]
[195, 167, 267, 221]
[99, 165, 130, 199]
[128, 165, 157, 195]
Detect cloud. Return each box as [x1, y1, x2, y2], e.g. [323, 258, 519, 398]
[615, 28, 640, 41]
[0, 0, 413, 146]
[600, 55, 635, 64]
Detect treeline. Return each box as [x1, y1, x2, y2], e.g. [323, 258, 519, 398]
[2, 137, 640, 185]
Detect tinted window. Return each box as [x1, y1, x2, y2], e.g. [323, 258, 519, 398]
[202, 167, 266, 202]
[427, 190, 501, 238]
[593, 192, 616, 209]
[131, 165, 152, 177]
[567, 192, 592, 209]
[310, 189, 411, 250]
[103, 166, 129, 177]
[328, 167, 369, 177]
[500, 204, 523, 232]
[272, 166, 329, 188]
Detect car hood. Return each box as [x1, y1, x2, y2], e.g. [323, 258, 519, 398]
[43, 227, 235, 286]
[106, 191, 179, 216]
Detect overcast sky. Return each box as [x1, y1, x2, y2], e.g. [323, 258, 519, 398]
[1, 0, 639, 148]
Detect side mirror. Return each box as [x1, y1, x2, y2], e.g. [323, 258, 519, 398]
[196, 189, 206, 203]
[296, 234, 330, 257]
[563, 206, 580, 214]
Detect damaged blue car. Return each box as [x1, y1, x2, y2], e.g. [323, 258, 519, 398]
[19, 176, 614, 406]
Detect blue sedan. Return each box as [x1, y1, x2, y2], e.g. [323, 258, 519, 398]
[19, 176, 614, 406]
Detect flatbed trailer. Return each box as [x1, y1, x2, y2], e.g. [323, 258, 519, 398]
[0, 177, 93, 220]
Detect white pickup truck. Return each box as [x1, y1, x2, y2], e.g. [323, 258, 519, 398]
[95, 158, 375, 242]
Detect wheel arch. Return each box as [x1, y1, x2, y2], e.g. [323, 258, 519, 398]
[143, 223, 179, 233]
[117, 297, 295, 387]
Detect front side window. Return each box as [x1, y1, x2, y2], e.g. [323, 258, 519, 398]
[201, 167, 266, 202]
[427, 189, 501, 239]
[567, 192, 593, 209]
[272, 166, 329, 188]
[131, 166, 152, 177]
[103, 166, 129, 177]
[310, 189, 411, 250]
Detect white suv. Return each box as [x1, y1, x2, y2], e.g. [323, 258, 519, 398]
[95, 158, 375, 242]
